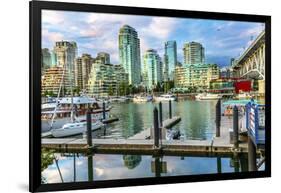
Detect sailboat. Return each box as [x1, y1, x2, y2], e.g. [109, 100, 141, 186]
[51, 119, 104, 138]
[48, 53, 104, 137]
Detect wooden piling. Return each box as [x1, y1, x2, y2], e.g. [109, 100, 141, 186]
[159, 102, 163, 127]
[216, 99, 221, 137]
[169, 100, 172, 119]
[102, 101, 106, 120]
[248, 137, 257, 171]
[233, 106, 239, 149]
[86, 110, 93, 148]
[153, 107, 160, 148]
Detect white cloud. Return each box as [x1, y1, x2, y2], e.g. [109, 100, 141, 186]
[42, 10, 65, 25]
[141, 17, 178, 40]
[42, 29, 64, 43]
[239, 24, 264, 38]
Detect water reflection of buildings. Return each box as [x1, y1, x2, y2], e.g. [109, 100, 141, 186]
[123, 155, 142, 169]
[119, 103, 144, 138]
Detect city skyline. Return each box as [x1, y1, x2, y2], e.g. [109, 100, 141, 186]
[42, 10, 265, 67]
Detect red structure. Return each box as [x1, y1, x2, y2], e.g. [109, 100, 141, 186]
[233, 80, 252, 93]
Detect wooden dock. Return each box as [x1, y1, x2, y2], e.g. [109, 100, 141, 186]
[41, 116, 250, 155]
[41, 137, 247, 155]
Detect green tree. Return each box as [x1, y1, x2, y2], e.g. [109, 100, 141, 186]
[108, 84, 114, 96]
[48, 90, 55, 97]
[41, 148, 55, 183]
[44, 90, 49, 96]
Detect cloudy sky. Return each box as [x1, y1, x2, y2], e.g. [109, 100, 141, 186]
[42, 10, 264, 67]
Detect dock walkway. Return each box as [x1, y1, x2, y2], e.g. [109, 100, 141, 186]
[42, 116, 248, 155]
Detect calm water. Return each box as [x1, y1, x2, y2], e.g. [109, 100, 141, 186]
[42, 153, 249, 184]
[42, 100, 255, 184]
[102, 100, 217, 140]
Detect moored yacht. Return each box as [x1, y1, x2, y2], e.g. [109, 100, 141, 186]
[154, 94, 177, 102]
[41, 95, 111, 131]
[132, 95, 152, 103]
[195, 93, 222, 100]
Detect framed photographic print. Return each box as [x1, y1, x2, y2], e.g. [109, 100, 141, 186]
[29, 0, 271, 192]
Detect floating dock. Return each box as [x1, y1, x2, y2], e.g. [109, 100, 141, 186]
[42, 116, 249, 155]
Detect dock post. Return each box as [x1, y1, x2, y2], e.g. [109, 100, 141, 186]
[159, 102, 163, 127]
[86, 110, 93, 148]
[102, 101, 106, 120]
[169, 100, 172, 119]
[248, 137, 257, 171]
[153, 107, 160, 148]
[233, 105, 239, 149]
[216, 99, 221, 137]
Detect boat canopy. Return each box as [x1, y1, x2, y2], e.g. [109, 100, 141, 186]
[222, 99, 259, 106]
[59, 96, 97, 104]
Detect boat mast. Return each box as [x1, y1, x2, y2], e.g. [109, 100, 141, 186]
[50, 56, 66, 129]
[68, 51, 75, 123]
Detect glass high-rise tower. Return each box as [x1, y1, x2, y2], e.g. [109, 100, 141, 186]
[164, 41, 177, 81]
[142, 49, 162, 90]
[119, 25, 141, 86]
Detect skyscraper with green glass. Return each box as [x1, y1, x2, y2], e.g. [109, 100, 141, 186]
[119, 25, 141, 86]
[164, 41, 177, 81]
[142, 49, 162, 90]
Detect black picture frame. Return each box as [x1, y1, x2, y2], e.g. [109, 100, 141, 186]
[29, 1, 271, 192]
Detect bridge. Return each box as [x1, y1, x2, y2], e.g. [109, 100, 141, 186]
[232, 30, 265, 80]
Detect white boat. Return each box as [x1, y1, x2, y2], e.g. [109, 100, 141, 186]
[41, 95, 111, 131]
[109, 96, 129, 103]
[195, 93, 222, 100]
[133, 96, 150, 102]
[51, 120, 104, 138]
[154, 94, 177, 102]
[235, 93, 252, 99]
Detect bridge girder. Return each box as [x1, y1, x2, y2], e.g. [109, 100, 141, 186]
[237, 38, 265, 80]
[234, 34, 265, 80]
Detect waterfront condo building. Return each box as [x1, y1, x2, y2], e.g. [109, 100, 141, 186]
[119, 25, 141, 86]
[142, 49, 163, 90]
[53, 41, 77, 83]
[174, 63, 220, 89]
[87, 63, 129, 97]
[41, 66, 72, 96]
[75, 54, 94, 91]
[183, 42, 205, 64]
[164, 41, 177, 81]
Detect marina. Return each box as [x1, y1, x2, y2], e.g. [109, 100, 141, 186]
[41, 99, 265, 184]
[42, 99, 265, 162]
[34, 8, 270, 188]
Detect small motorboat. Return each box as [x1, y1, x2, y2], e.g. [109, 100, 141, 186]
[133, 95, 151, 102]
[154, 94, 177, 102]
[195, 93, 222, 100]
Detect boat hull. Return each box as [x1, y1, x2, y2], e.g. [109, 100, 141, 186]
[154, 97, 176, 102]
[51, 122, 104, 138]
